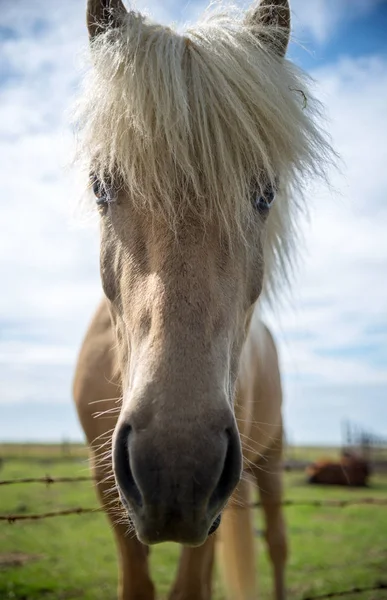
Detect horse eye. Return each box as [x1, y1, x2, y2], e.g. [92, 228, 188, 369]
[252, 183, 276, 214]
[90, 173, 115, 206]
[92, 176, 103, 200]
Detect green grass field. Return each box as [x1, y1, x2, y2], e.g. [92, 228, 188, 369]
[1, 446, 387, 600]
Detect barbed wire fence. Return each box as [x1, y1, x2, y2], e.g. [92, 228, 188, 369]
[304, 582, 387, 600]
[0, 475, 93, 485]
[1, 475, 387, 599]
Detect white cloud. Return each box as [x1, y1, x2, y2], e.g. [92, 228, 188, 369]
[290, 0, 384, 44]
[265, 55, 387, 440]
[267, 55, 387, 377]
[0, 1, 386, 443]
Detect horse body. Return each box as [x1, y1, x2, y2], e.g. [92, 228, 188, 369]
[74, 298, 286, 600]
[237, 311, 283, 460]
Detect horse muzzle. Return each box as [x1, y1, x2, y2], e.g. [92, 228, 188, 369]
[113, 418, 241, 545]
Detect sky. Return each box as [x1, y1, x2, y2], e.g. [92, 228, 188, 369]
[0, 0, 386, 446]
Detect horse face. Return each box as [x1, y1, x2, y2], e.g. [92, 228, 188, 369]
[97, 198, 262, 545]
[85, 0, 291, 545]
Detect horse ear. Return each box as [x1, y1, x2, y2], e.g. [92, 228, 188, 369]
[87, 0, 127, 39]
[245, 0, 291, 57]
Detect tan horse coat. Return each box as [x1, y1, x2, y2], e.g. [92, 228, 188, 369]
[74, 299, 286, 600]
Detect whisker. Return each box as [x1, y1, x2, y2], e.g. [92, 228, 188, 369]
[88, 396, 122, 405]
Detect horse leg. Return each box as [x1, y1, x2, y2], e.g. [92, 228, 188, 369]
[168, 536, 215, 600]
[92, 454, 156, 600]
[252, 435, 287, 600]
[217, 478, 257, 600]
[73, 300, 155, 600]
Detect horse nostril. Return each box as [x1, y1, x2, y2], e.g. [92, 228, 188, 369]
[208, 513, 222, 535]
[208, 427, 242, 513]
[113, 423, 143, 508]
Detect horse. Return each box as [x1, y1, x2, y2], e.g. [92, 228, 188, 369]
[307, 453, 371, 487]
[73, 1, 331, 598]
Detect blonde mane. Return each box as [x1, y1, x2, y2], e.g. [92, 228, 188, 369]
[74, 3, 333, 301]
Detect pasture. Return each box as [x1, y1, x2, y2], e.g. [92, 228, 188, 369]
[1, 445, 387, 599]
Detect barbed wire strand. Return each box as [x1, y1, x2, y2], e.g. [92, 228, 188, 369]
[254, 498, 387, 508]
[0, 476, 93, 485]
[1, 507, 103, 523]
[2, 497, 387, 523]
[303, 581, 387, 599]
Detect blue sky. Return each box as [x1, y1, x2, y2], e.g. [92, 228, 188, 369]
[0, 0, 387, 445]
